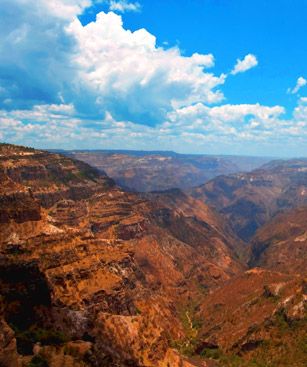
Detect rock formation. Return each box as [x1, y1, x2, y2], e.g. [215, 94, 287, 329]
[0, 144, 244, 366]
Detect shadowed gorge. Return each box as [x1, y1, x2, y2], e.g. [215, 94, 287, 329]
[190, 159, 307, 242]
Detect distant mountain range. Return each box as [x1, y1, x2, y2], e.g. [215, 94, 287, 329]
[191, 158, 307, 241]
[63, 150, 271, 192]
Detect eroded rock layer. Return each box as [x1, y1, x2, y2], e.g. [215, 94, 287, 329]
[0, 144, 243, 367]
[191, 159, 307, 241]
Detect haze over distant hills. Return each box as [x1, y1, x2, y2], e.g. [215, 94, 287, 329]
[63, 150, 271, 192]
[191, 158, 307, 241]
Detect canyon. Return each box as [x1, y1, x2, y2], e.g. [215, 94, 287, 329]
[0, 144, 306, 367]
[66, 151, 269, 193]
[191, 159, 307, 241]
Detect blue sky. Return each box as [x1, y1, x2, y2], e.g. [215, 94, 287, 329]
[82, 0, 307, 108]
[0, 0, 306, 156]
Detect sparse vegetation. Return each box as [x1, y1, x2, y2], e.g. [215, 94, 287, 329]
[171, 300, 203, 356]
[14, 326, 69, 355]
[199, 347, 268, 367]
[27, 354, 49, 367]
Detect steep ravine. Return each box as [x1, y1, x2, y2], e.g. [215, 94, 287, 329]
[0, 144, 244, 367]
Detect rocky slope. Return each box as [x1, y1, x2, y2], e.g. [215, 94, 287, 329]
[66, 151, 269, 192]
[191, 159, 307, 241]
[195, 269, 307, 367]
[0, 144, 244, 367]
[249, 206, 307, 275]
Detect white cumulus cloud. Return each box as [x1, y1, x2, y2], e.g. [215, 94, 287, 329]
[288, 76, 307, 94]
[0, 0, 91, 110]
[0, 1, 226, 126]
[109, 0, 141, 13]
[66, 11, 225, 125]
[231, 54, 258, 75]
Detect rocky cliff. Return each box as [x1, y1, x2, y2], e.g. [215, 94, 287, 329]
[249, 206, 307, 275]
[191, 159, 307, 241]
[0, 144, 243, 367]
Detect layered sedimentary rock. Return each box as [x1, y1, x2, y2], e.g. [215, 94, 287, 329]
[67, 151, 269, 192]
[191, 159, 307, 241]
[0, 144, 243, 366]
[249, 206, 307, 275]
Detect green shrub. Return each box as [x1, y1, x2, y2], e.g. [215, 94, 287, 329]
[14, 327, 69, 355]
[34, 328, 68, 345]
[28, 354, 49, 367]
[200, 347, 223, 360]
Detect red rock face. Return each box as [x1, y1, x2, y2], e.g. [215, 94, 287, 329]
[250, 206, 307, 275]
[0, 318, 19, 367]
[0, 144, 244, 367]
[190, 159, 307, 241]
[195, 269, 307, 366]
[67, 151, 269, 192]
[0, 192, 41, 224]
[0, 144, 306, 367]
